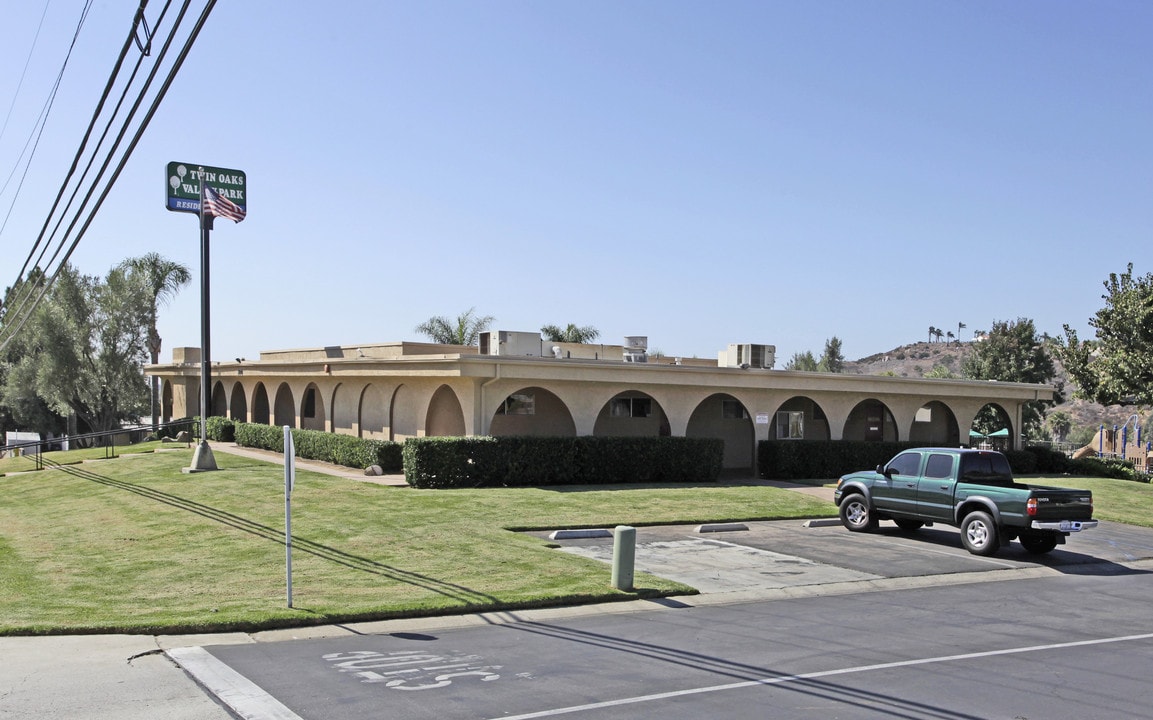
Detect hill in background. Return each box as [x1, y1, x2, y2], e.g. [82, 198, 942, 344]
[845, 341, 1148, 437]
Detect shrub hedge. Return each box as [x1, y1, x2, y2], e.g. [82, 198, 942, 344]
[402, 436, 724, 489]
[757, 441, 922, 480]
[758, 440, 1152, 484]
[206, 416, 235, 442]
[233, 422, 403, 472]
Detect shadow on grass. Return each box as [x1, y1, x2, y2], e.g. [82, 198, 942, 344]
[49, 460, 501, 607]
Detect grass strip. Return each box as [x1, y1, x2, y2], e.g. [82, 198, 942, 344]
[0, 449, 830, 635]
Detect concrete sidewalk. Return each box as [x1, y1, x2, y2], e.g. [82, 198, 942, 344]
[207, 440, 409, 486]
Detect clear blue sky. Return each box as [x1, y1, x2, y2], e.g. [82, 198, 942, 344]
[1, 1, 1149, 365]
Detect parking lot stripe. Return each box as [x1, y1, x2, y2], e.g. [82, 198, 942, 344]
[488, 631, 1153, 720]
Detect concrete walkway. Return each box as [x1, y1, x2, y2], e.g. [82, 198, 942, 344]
[207, 440, 409, 486]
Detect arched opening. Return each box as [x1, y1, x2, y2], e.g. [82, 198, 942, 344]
[161, 380, 174, 422]
[426, 385, 466, 437]
[843, 399, 899, 442]
[909, 401, 960, 445]
[769, 396, 830, 441]
[490, 386, 576, 437]
[971, 403, 1014, 450]
[390, 384, 419, 441]
[211, 381, 227, 417]
[332, 383, 355, 435]
[359, 384, 388, 439]
[251, 383, 270, 425]
[229, 383, 248, 422]
[593, 391, 669, 437]
[273, 383, 295, 428]
[300, 382, 326, 431]
[686, 393, 754, 470]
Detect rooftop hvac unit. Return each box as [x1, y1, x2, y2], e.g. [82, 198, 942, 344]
[720, 343, 776, 369]
[623, 335, 649, 363]
[478, 330, 542, 357]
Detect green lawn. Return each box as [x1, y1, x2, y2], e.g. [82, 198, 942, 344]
[1032, 475, 1153, 529]
[3, 449, 1149, 636]
[0, 449, 831, 635]
[0, 439, 182, 474]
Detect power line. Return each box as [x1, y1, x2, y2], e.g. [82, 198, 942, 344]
[0, 0, 220, 353]
[0, 0, 94, 237]
[0, 0, 55, 149]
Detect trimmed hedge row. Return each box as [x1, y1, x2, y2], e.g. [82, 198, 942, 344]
[233, 422, 403, 472]
[403, 436, 724, 489]
[758, 441, 922, 481]
[759, 440, 1152, 483]
[206, 416, 235, 442]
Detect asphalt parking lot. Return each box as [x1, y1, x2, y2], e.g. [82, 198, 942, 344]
[527, 517, 1153, 596]
[167, 519, 1153, 720]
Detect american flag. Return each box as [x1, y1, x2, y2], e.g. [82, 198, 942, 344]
[202, 185, 246, 223]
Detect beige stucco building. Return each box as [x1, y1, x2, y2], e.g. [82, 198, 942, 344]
[148, 336, 1054, 472]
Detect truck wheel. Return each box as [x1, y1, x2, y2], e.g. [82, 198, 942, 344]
[960, 511, 999, 556]
[839, 494, 877, 532]
[1019, 532, 1059, 554]
[894, 519, 924, 532]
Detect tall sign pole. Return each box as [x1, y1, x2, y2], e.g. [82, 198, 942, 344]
[284, 425, 295, 608]
[191, 172, 217, 470]
[167, 162, 247, 473]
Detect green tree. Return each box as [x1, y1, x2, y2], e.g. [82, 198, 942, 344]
[541, 323, 600, 344]
[1, 264, 149, 436]
[817, 336, 845, 373]
[117, 253, 191, 430]
[415, 307, 495, 346]
[0, 271, 67, 437]
[1045, 410, 1072, 443]
[962, 317, 1060, 439]
[785, 350, 819, 372]
[1057, 263, 1153, 406]
[924, 365, 957, 379]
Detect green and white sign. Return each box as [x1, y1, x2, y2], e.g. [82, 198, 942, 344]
[165, 162, 247, 214]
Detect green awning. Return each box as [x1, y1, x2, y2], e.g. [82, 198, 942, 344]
[988, 428, 1010, 437]
[969, 430, 986, 438]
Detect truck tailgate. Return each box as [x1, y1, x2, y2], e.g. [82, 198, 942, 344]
[1029, 487, 1094, 520]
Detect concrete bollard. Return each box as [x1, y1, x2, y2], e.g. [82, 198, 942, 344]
[611, 525, 636, 591]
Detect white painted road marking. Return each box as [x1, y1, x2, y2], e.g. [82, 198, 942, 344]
[323, 649, 503, 690]
[488, 631, 1153, 720]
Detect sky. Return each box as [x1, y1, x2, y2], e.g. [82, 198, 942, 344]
[1, 0, 1150, 366]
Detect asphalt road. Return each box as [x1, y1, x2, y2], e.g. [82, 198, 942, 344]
[186, 569, 1153, 720]
[159, 519, 1153, 720]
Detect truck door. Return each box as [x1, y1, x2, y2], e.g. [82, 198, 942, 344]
[916, 452, 956, 522]
[874, 450, 923, 516]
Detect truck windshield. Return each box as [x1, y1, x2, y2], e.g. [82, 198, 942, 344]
[959, 452, 1014, 485]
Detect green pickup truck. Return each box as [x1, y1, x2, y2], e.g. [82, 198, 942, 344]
[834, 447, 1097, 556]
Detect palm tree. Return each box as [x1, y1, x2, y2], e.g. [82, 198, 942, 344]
[928, 326, 936, 343]
[415, 307, 495, 346]
[118, 253, 192, 430]
[541, 323, 600, 344]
